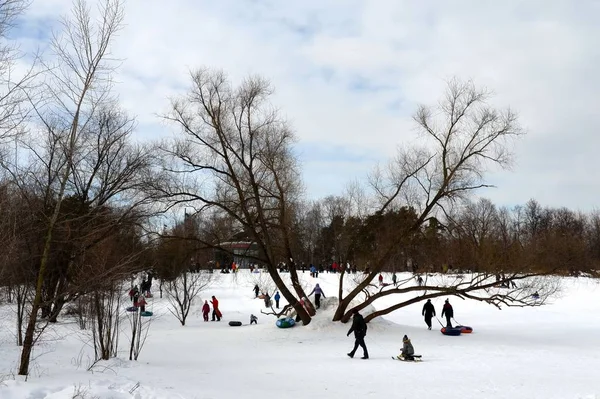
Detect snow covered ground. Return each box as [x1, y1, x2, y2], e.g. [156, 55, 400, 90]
[1, 271, 599, 399]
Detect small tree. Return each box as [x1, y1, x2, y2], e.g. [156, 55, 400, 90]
[127, 307, 151, 361]
[164, 271, 212, 326]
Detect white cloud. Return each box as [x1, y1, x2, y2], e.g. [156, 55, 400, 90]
[16, 0, 600, 210]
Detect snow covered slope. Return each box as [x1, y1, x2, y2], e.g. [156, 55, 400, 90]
[1, 271, 599, 398]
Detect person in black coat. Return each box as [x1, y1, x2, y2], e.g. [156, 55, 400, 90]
[422, 299, 435, 330]
[346, 309, 369, 359]
[441, 299, 454, 328]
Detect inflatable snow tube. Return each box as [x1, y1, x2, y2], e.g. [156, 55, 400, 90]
[276, 318, 296, 328]
[126, 306, 137, 312]
[456, 325, 473, 333]
[441, 327, 462, 336]
[140, 311, 153, 317]
[229, 321, 242, 327]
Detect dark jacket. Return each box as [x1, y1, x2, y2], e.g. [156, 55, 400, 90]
[422, 301, 435, 317]
[441, 303, 453, 318]
[347, 313, 368, 338]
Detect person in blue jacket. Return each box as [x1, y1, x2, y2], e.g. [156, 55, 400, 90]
[274, 291, 281, 308]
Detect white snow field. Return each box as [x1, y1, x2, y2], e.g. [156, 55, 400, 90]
[1, 272, 599, 399]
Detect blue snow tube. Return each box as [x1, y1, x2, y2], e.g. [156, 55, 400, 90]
[140, 311, 153, 317]
[276, 318, 296, 328]
[441, 327, 462, 336]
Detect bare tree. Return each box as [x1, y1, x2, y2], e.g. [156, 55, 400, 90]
[0, 0, 36, 146]
[332, 78, 534, 322]
[164, 271, 212, 326]
[155, 69, 314, 324]
[14, 0, 126, 375]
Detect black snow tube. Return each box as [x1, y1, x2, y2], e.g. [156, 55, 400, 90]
[441, 327, 462, 336]
[229, 321, 242, 327]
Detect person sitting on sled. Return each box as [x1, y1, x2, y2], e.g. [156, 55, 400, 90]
[399, 335, 415, 360]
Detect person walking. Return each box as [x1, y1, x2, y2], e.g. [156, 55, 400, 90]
[274, 291, 281, 308]
[422, 299, 435, 330]
[253, 284, 260, 298]
[308, 283, 325, 309]
[441, 299, 453, 328]
[202, 300, 210, 321]
[211, 296, 222, 321]
[346, 309, 369, 359]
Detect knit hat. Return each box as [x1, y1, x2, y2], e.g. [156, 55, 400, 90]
[402, 335, 408, 341]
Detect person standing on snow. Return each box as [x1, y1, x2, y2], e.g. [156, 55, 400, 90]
[422, 299, 436, 330]
[211, 296, 222, 321]
[202, 300, 210, 321]
[253, 284, 260, 298]
[378, 274, 384, 286]
[308, 283, 325, 309]
[441, 299, 454, 328]
[274, 291, 281, 308]
[346, 309, 369, 359]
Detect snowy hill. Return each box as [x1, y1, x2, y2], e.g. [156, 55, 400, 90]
[1, 272, 599, 399]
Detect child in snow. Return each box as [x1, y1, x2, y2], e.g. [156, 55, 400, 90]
[308, 284, 325, 309]
[129, 286, 139, 302]
[253, 284, 260, 298]
[250, 314, 258, 325]
[136, 296, 147, 313]
[202, 300, 210, 321]
[274, 291, 281, 308]
[399, 335, 415, 360]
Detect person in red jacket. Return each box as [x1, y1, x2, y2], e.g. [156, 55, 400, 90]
[135, 295, 147, 313]
[441, 299, 454, 328]
[202, 300, 210, 321]
[210, 296, 222, 321]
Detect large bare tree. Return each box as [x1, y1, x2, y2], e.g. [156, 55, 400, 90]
[156, 68, 314, 324]
[330, 78, 553, 323]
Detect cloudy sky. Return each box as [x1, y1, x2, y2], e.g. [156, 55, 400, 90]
[14, 0, 600, 211]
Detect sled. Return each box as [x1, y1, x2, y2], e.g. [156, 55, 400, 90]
[140, 311, 153, 317]
[440, 327, 462, 336]
[126, 306, 137, 312]
[455, 325, 473, 333]
[392, 355, 422, 362]
[214, 309, 223, 318]
[229, 321, 242, 327]
[276, 317, 296, 328]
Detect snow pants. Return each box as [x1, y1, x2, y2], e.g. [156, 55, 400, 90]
[315, 294, 321, 309]
[445, 315, 452, 328]
[424, 316, 432, 329]
[349, 335, 369, 358]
